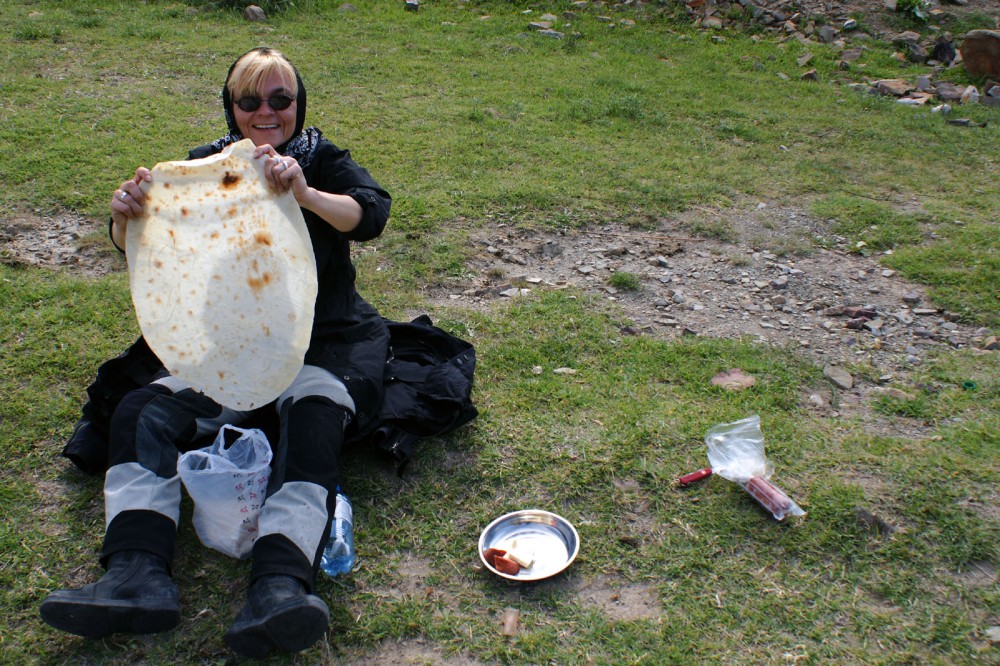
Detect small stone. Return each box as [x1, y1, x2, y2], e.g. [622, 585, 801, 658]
[532, 366, 543, 375]
[961, 85, 980, 104]
[892, 31, 921, 46]
[404, 0, 419, 11]
[823, 365, 854, 390]
[863, 318, 885, 333]
[902, 292, 921, 304]
[243, 4, 266, 21]
[537, 29, 565, 39]
[935, 82, 967, 101]
[845, 306, 876, 319]
[800, 69, 818, 81]
[553, 367, 577, 375]
[913, 308, 938, 316]
[874, 79, 911, 97]
[986, 625, 1000, 645]
[982, 335, 999, 350]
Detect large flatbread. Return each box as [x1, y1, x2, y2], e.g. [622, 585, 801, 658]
[127, 139, 317, 410]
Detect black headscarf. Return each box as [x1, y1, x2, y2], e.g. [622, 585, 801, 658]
[210, 47, 322, 168]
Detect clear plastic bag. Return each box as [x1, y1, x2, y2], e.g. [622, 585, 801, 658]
[177, 425, 272, 558]
[705, 415, 805, 521]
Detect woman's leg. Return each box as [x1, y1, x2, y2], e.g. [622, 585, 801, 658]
[41, 376, 249, 637]
[225, 365, 353, 657]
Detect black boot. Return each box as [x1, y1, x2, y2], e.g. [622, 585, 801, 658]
[224, 575, 329, 658]
[39, 550, 180, 638]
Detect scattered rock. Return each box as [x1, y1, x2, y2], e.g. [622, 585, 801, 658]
[960, 30, 1000, 79]
[243, 4, 266, 21]
[404, 0, 419, 11]
[874, 79, 911, 96]
[823, 365, 854, 390]
[961, 85, 980, 104]
[932, 35, 957, 66]
[892, 31, 921, 46]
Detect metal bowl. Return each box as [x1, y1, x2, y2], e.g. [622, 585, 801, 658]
[478, 510, 580, 582]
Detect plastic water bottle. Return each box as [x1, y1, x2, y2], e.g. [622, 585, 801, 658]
[320, 492, 355, 577]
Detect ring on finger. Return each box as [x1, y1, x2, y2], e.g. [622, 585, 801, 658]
[119, 191, 129, 201]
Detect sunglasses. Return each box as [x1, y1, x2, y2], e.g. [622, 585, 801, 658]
[234, 94, 296, 112]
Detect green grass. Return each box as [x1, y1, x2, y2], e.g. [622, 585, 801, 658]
[1, 0, 998, 663]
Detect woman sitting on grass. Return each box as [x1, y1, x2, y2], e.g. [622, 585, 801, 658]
[40, 46, 391, 659]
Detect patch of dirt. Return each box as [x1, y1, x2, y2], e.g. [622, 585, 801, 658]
[338, 639, 487, 666]
[423, 201, 994, 390]
[0, 211, 121, 277]
[569, 576, 664, 621]
[362, 551, 438, 602]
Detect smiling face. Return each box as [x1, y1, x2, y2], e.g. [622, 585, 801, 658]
[232, 71, 298, 148]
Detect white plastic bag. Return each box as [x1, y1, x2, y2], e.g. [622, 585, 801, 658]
[177, 425, 272, 558]
[705, 415, 805, 521]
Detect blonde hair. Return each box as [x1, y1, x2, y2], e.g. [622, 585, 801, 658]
[227, 48, 299, 100]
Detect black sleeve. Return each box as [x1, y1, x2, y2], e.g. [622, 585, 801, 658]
[306, 141, 391, 243]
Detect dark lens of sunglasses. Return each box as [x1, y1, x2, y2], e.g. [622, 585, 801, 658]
[235, 97, 261, 112]
[234, 95, 293, 112]
[268, 95, 294, 110]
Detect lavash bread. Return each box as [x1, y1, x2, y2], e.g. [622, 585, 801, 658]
[127, 139, 318, 410]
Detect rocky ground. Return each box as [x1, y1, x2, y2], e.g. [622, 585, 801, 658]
[681, 0, 999, 37]
[416, 201, 996, 414]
